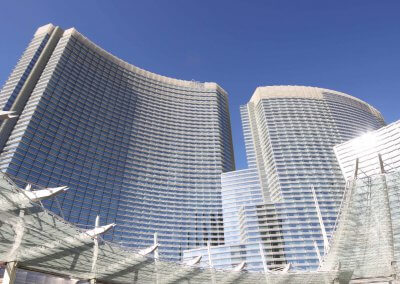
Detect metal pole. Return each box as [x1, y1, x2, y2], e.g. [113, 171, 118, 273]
[154, 232, 159, 284]
[7, 209, 25, 260]
[90, 216, 100, 284]
[207, 242, 216, 284]
[313, 240, 322, 264]
[154, 232, 159, 260]
[353, 158, 359, 179]
[259, 242, 268, 274]
[311, 186, 329, 252]
[207, 241, 213, 268]
[3, 261, 17, 284]
[378, 155, 396, 272]
[378, 153, 385, 174]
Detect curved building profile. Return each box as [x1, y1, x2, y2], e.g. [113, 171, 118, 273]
[238, 86, 385, 270]
[0, 24, 235, 260]
[184, 85, 385, 271]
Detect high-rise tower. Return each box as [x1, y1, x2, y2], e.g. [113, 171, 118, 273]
[241, 86, 384, 269]
[0, 24, 235, 260]
[184, 85, 385, 271]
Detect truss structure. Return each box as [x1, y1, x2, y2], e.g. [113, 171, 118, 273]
[1, 169, 400, 283]
[320, 171, 400, 281]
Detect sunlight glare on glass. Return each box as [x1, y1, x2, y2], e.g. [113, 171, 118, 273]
[352, 132, 377, 153]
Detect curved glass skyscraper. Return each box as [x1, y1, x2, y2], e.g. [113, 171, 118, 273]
[241, 86, 385, 269]
[0, 24, 235, 260]
[184, 85, 385, 271]
[247, 86, 384, 203]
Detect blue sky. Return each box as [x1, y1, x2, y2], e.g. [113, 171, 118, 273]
[0, 1, 399, 169]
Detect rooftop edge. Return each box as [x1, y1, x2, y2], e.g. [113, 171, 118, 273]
[34, 24, 228, 96]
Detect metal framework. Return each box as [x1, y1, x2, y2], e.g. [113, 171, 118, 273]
[1, 166, 400, 283]
[320, 156, 400, 282]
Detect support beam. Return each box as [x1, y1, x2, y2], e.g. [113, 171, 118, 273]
[4, 184, 68, 261]
[1, 185, 68, 211]
[314, 240, 322, 264]
[153, 232, 159, 260]
[379, 162, 396, 269]
[17, 222, 115, 262]
[207, 242, 216, 284]
[138, 243, 159, 255]
[91, 216, 100, 273]
[85, 223, 115, 237]
[0, 111, 18, 120]
[3, 261, 17, 284]
[353, 158, 359, 179]
[311, 186, 330, 253]
[154, 232, 160, 284]
[232, 261, 246, 272]
[258, 243, 291, 275]
[282, 263, 291, 273]
[24, 186, 68, 202]
[207, 241, 213, 268]
[378, 153, 385, 174]
[184, 256, 202, 266]
[90, 216, 116, 283]
[6, 210, 25, 260]
[94, 232, 157, 279]
[259, 242, 269, 275]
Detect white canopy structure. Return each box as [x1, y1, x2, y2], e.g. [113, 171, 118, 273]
[1, 168, 400, 283]
[0, 111, 18, 120]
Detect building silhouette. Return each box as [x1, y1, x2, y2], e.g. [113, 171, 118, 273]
[184, 85, 385, 271]
[0, 24, 235, 260]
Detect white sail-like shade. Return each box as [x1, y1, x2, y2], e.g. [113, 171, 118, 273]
[24, 186, 68, 202]
[0, 110, 18, 119]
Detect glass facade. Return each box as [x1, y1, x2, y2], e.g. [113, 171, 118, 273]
[334, 120, 400, 180]
[246, 87, 385, 269]
[322, 171, 400, 279]
[0, 24, 235, 260]
[221, 169, 263, 245]
[0, 26, 51, 112]
[184, 85, 385, 271]
[1, 155, 398, 283]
